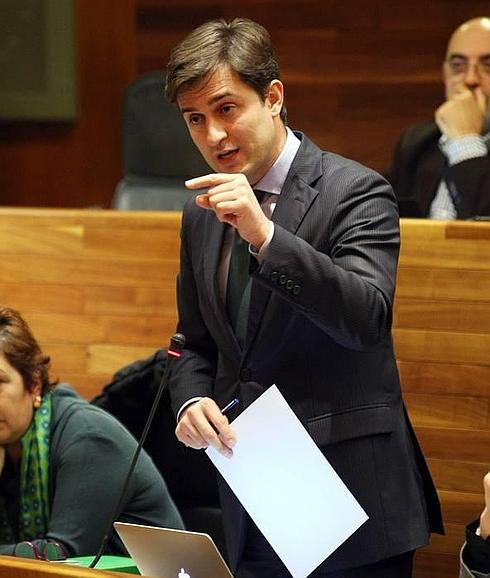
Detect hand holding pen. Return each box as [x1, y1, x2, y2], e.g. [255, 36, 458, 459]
[175, 396, 239, 458]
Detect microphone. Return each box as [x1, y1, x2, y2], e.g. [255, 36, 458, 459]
[168, 333, 186, 358]
[89, 333, 186, 568]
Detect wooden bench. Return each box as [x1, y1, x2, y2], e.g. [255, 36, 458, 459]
[394, 219, 490, 576]
[0, 208, 488, 577]
[0, 208, 181, 399]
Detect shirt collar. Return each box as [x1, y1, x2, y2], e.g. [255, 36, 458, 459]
[253, 127, 301, 196]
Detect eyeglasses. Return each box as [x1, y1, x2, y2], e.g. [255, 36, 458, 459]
[446, 57, 490, 78]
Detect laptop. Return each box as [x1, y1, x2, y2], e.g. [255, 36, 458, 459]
[114, 522, 233, 578]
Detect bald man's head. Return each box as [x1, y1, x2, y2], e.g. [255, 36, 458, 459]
[443, 17, 490, 100]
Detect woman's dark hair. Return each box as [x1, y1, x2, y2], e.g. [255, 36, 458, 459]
[165, 18, 287, 123]
[0, 307, 56, 394]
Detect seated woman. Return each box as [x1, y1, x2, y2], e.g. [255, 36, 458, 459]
[0, 307, 183, 560]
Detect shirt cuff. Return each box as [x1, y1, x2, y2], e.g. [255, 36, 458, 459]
[177, 397, 203, 422]
[441, 134, 488, 166]
[249, 221, 274, 261]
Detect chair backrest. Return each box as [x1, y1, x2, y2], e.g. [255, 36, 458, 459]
[91, 349, 220, 506]
[113, 71, 210, 210]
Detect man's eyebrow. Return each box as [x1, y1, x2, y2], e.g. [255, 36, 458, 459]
[208, 90, 234, 104]
[447, 53, 468, 61]
[447, 53, 490, 61]
[180, 91, 235, 114]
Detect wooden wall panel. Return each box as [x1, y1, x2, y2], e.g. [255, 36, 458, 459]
[428, 459, 490, 494]
[403, 393, 488, 429]
[394, 298, 490, 332]
[398, 361, 490, 397]
[392, 220, 490, 577]
[396, 268, 490, 302]
[0, 0, 488, 207]
[0, 0, 137, 209]
[0, 211, 488, 578]
[1, 255, 174, 287]
[0, 208, 180, 394]
[439, 489, 487, 524]
[416, 427, 490, 463]
[393, 329, 490, 365]
[412, 550, 459, 578]
[135, 0, 488, 176]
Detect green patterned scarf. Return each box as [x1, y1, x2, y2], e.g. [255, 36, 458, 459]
[0, 391, 52, 544]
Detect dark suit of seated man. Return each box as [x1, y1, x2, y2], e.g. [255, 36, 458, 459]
[386, 17, 490, 220]
[460, 472, 490, 578]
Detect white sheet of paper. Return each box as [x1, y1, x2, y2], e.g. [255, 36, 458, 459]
[206, 385, 368, 578]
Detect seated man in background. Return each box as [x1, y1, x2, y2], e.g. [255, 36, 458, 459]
[387, 17, 490, 220]
[460, 472, 490, 578]
[0, 307, 183, 560]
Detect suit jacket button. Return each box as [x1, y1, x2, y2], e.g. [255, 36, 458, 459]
[286, 279, 294, 290]
[270, 271, 278, 282]
[240, 368, 252, 381]
[292, 284, 301, 295]
[279, 274, 287, 285]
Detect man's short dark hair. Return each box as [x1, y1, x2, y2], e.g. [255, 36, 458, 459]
[165, 18, 287, 123]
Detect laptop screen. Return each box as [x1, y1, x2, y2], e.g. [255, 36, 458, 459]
[114, 522, 233, 578]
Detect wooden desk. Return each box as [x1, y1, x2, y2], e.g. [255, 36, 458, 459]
[0, 555, 133, 578]
[394, 219, 490, 577]
[0, 209, 488, 578]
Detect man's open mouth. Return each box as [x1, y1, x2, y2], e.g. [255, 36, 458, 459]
[218, 149, 238, 160]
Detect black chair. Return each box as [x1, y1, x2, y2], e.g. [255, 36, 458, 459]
[113, 71, 210, 210]
[90, 350, 227, 558]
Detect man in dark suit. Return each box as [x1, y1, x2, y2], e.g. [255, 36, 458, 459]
[387, 17, 490, 219]
[165, 18, 443, 578]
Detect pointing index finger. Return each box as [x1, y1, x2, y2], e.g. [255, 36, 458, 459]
[185, 173, 236, 190]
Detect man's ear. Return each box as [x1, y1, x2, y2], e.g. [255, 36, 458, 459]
[266, 79, 284, 117]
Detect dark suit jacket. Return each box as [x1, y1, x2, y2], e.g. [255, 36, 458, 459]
[386, 121, 490, 219]
[170, 131, 443, 573]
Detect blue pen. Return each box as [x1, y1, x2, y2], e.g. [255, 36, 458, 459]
[221, 397, 239, 415]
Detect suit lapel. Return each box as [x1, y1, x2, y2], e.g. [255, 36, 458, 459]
[404, 123, 445, 214]
[244, 133, 323, 351]
[271, 134, 323, 232]
[419, 148, 445, 215]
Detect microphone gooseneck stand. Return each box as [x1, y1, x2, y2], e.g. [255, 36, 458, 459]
[89, 333, 186, 568]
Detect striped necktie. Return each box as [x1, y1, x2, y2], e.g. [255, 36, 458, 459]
[226, 190, 266, 345]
